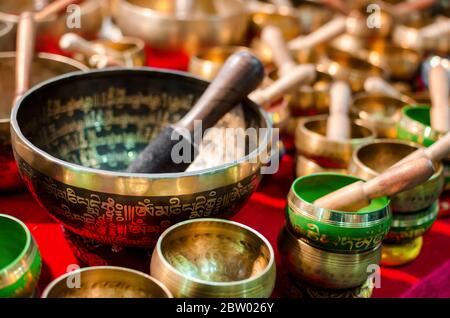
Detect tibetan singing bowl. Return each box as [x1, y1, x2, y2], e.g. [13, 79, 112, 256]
[381, 236, 423, 267]
[0, 0, 103, 47]
[349, 139, 444, 213]
[319, 48, 385, 92]
[114, 0, 248, 55]
[351, 94, 408, 139]
[150, 218, 276, 298]
[10, 68, 271, 247]
[295, 115, 376, 170]
[346, 5, 393, 38]
[397, 105, 450, 190]
[385, 201, 438, 244]
[278, 226, 382, 289]
[0, 20, 14, 51]
[90, 37, 146, 67]
[189, 46, 256, 81]
[286, 173, 391, 253]
[42, 266, 173, 298]
[282, 273, 374, 298]
[295, 155, 347, 177]
[0, 52, 87, 192]
[0, 214, 41, 298]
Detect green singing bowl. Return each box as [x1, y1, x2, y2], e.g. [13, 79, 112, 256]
[348, 139, 444, 213]
[397, 105, 450, 190]
[0, 214, 41, 298]
[286, 173, 391, 253]
[42, 266, 173, 298]
[278, 226, 381, 290]
[150, 218, 276, 298]
[10, 68, 271, 248]
[384, 201, 438, 244]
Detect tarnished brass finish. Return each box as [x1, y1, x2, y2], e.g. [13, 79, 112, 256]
[0, 52, 87, 192]
[150, 218, 276, 298]
[10, 68, 271, 247]
[42, 266, 173, 298]
[349, 139, 444, 213]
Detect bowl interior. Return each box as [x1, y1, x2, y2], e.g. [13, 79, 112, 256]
[0, 54, 84, 120]
[353, 96, 406, 121]
[0, 215, 29, 270]
[304, 118, 373, 139]
[327, 48, 379, 72]
[357, 142, 416, 173]
[292, 173, 389, 212]
[16, 69, 265, 172]
[403, 105, 431, 127]
[45, 268, 171, 298]
[161, 220, 271, 283]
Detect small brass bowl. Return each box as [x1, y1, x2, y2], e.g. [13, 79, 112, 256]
[345, 5, 393, 38]
[351, 94, 408, 139]
[0, 20, 14, 51]
[385, 201, 438, 244]
[0, 52, 87, 192]
[91, 37, 146, 67]
[381, 236, 423, 267]
[295, 155, 347, 177]
[114, 0, 248, 56]
[349, 139, 444, 213]
[11, 68, 271, 247]
[189, 46, 256, 81]
[286, 173, 391, 253]
[295, 115, 377, 170]
[319, 48, 385, 92]
[397, 105, 450, 190]
[278, 226, 382, 290]
[42, 266, 173, 298]
[150, 218, 276, 298]
[0, 214, 41, 298]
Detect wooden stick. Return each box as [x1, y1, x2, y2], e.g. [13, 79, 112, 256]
[364, 76, 416, 105]
[261, 25, 296, 77]
[14, 12, 35, 103]
[249, 64, 316, 107]
[34, 0, 83, 22]
[326, 81, 351, 141]
[315, 157, 435, 211]
[430, 65, 450, 133]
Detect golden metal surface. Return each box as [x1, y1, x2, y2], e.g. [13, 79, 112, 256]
[0, 20, 14, 51]
[150, 218, 276, 298]
[381, 236, 423, 267]
[90, 37, 146, 67]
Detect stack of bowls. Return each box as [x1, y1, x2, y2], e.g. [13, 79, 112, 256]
[295, 115, 376, 177]
[349, 139, 444, 266]
[279, 173, 391, 297]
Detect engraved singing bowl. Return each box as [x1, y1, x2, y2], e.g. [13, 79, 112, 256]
[0, 52, 88, 192]
[319, 48, 386, 92]
[42, 266, 173, 298]
[11, 68, 271, 247]
[295, 115, 377, 170]
[381, 236, 423, 267]
[114, 0, 248, 56]
[150, 218, 276, 298]
[286, 173, 391, 253]
[0, 0, 103, 47]
[278, 226, 382, 290]
[0, 214, 41, 298]
[351, 94, 408, 139]
[349, 139, 444, 213]
[0, 20, 14, 51]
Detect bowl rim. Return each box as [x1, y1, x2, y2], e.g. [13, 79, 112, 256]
[41, 265, 174, 298]
[399, 104, 443, 142]
[0, 214, 31, 277]
[11, 67, 272, 180]
[287, 172, 391, 227]
[154, 218, 275, 287]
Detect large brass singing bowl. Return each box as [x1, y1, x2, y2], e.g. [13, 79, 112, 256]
[295, 115, 376, 170]
[0, 0, 103, 46]
[278, 226, 381, 290]
[351, 94, 408, 139]
[0, 20, 14, 51]
[150, 218, 276, 298]
[0, 52, 87, 192]
[42, 266, 173, 298]
[114, 0, 248, 55]
[11, 68, 271, 247]
[348, 139, 444, 213]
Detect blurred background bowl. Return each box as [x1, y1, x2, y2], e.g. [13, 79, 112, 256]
[150, 218, 276, 298]
[0, 20, 14, 51]
[10, 68, 271, 247]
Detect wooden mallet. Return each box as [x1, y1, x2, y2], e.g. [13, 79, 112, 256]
[326, 81, 351, 141]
